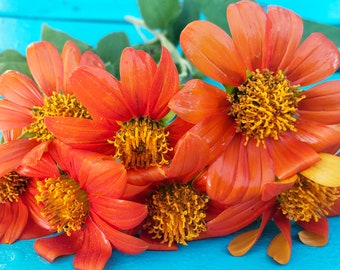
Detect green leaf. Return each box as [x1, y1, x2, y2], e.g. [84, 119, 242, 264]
[95, 32, 130, 64]
[0, 50, 30, 76]
[41, 24, 92, 52]
[166, 0, 200, 45]
[303, 19, 340, 47]
[193, 0, 239, 33]
[137, 0, 182, 30]
[133, 40, 163, 63]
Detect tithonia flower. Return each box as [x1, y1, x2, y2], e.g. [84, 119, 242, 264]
[170, 0, 340, 204]
[45, 46, 192, 186]
[0, 128, 52, 244]
[25, 140, 148, 270]
[228, 153, 340, 264]
[0, 40, 105, 165]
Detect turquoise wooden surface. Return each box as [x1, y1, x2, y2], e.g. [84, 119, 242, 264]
[1, 1, 340, 269]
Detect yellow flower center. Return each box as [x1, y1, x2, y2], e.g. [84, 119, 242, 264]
[144, 183, 208, 246]
[36, 176, 90, 236]
[110, 117, 172, 169]
[228, 69, 305, 146]
[24, 92, 91, 142]
[279, 174, 340, 222]
[0, 171, 29, 203]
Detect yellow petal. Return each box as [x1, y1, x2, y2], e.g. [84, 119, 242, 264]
[300, 153, 340, 187]
[298, 230, 328, 246]
[267, 232, 291, 264]
[228, 229, 259, 256]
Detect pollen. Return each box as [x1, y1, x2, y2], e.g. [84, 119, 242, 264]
[144, 183, 209, 246]
[228, 69, 305, 146]
[24, 92, 91, 142]
[109, 117, 173, 169]
[279, 174, 340, 222]
[35, 176, 90, 236]
[0, 171, 29, 203]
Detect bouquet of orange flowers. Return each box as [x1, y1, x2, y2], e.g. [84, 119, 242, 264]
[1, 0, 340, 269]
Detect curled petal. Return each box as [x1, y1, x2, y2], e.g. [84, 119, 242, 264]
[167, 132, 210, 183]
[0, 99, 33, 130]
[127, 166, 167, 186]
[91, 211, 148, 254]
[286, 33, 340, 86]
[266, 134, 320, 179]
[262, 175, 297, 201]
[227, 0, 267, 70]
[73, 218, 112, 270]
[180, 20, 246, 85]
[169, 79, 228, 124]
[34, 231, 83, 262]
[297, 217, 328, 246]
[27, 41, 63, 96]
[300, 153, 340, 187]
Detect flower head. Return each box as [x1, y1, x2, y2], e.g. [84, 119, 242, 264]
[29, 141, 148, 270]
[45, 46, 192, 185]
[170, 0, 340, 205]
[0, 40, 105, 164]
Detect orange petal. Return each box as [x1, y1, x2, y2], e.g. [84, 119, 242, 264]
[0, 199, 28, 244]
[0, 99, 33, 130]
[120, 47, 157, 116]
[286, 33, 340, 86]
[91, 211, 148, 254]
[227, 0, 267, 70]
[297, 217, 328, 246]
[148, 46, 179, 120]
[69, 66, 133, 121]
[26, 41, 63, 96]
[228, 206, 274, 255]
[207, 134, 250, 204]
[293, 119, 340, 152]
[262, 175, 297, 201]
[0, 138, 39, 177]
[180, 20, 246, 85]
[127, 166, 167, 186]
[267, 233, 291, 264]
[165, 117, 194, 151]
[84, 157, 127, 198]
[205, 197, 275, 238]
[91, 197, 147, 230]
[79, 51, 105, 69]
[34, 231, 83, 262]
[265, 6, 303, 71]
[61, 40, 81, 94]
[73, 218, 112, 270]
[0, 70, 44, 107]
[266, 133, 320, 179]
[190, 113, 236, 163]
[169, 79, 228, 124]
[167, 132, 210, 182]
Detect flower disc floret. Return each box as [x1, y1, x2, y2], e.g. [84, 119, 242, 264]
[0, 171, 29, 203]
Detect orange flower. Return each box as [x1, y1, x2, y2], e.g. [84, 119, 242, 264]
[0, 129, 53, 244]
[45, 46, 192, 186]
[228, 153, 340, 264]
[170, 0, 340, 204]
[0, 40, 105, 166]
[26, 141, 148, 270]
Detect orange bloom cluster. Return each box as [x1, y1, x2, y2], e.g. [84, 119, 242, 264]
[1, 0, 340, 268]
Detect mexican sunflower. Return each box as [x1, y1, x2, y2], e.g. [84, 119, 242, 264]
[0, 128, 52, 244]
[0, 40, 105, 166]
[22, 140, 148, 270]
[44, 46, 192, 186]
[227, 153, 340, 264]
[170, 0, 340, 205]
